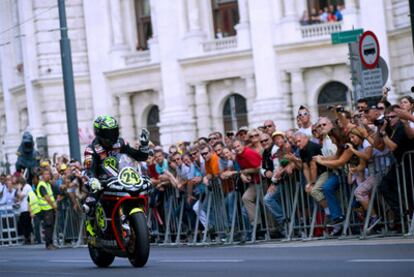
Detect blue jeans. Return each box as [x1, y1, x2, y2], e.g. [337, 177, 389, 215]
[322, 173, 342, 220]
[264, 185, 285, 225]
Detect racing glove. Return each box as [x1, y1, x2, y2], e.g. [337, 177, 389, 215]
[140, 128, 150, 152]
[89, 178, 102, 192]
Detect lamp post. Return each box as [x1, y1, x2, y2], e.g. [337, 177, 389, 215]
[57, 0, 81, 161]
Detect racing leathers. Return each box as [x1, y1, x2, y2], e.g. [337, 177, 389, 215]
[82, 138, 149, 215]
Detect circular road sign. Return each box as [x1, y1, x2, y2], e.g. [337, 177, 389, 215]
[359, 31, 380, 69]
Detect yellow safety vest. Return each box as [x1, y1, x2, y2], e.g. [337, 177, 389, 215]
[28, 191, 41, 215]
[36, 181, 56, 211]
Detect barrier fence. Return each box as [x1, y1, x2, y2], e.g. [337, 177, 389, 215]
[1, 151, 413, 247]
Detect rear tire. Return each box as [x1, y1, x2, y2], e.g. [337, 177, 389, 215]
[128, 212, 150, 267]
[88, 244, 115, 268]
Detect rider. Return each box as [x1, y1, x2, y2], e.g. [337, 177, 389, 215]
[82, 115, 150, 216]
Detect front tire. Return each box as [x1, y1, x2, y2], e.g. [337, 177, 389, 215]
[88, 244, 115, 268]
[128, 212, 150, 267]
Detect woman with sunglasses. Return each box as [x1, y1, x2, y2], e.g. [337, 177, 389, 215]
[247, 129, 263, 155]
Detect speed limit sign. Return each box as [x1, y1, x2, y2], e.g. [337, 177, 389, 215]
[359, 31, 380, 69]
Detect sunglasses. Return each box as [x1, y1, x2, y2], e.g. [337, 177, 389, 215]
[208, 137, 217, 141]
[357, 106, 365, 110]
[249, 134, 260, 138]
[385, 115, 397, 120]
[174, 158, 181, 162]
[377, 106, 385, 110]
[264, 125, 273, 129]
[190, 152, 198, 156]
[260, 139, 269, 143]
[298, 112, 309, 117]
[200, 151, 209, 157]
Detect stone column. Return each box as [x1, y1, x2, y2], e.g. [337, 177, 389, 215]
[247, 0, 291, 130]
[283, 0, 297, 18]
[0, 0, 20, 169]
[118, 94, 135, 144]
[182, 0, 205, 56]
[342, 0, 359, 31]
[148, 0, 160, 62]
[289, 69, 307, 120]
[235, 0, 251, 49]
[272, 0, 284, 23]
[83, 0, 113, 115]
[155, 0, 196, 146]
[194, 82, 212, 137]
[18, 0, 44, 139]
[109, 0, 127, 67]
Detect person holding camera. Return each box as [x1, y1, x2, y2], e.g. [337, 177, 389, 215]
[376, 105, 414, 226]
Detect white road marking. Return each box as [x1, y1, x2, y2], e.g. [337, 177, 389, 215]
[348, 259, 414, 263]
[240, 239, 414, 248]
[159, 259, 244, 263]
[0, 270, 86, 275]
[50, 260, 92, 263]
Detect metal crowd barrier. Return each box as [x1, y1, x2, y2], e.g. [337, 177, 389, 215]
[53, 197, 85, 247]
[148, 151, 414, 245]
[0, 206, 22, 246]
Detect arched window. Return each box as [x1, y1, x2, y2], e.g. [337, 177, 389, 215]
[146, 105, 160, 145]
[317, 81, 349, 118]
[223, 94, 248, 132]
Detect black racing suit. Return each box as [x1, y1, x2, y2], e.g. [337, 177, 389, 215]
[83, 137, 149, 213]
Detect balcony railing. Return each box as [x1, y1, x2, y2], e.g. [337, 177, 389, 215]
[124, 50, 151, 65]
[202, 36, 237, 52]
[300, 22, 342, 39]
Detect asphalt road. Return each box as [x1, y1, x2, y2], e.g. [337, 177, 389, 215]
[1, 238, 414, 277]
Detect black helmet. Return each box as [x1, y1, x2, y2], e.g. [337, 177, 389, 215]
[93, 115, 119, 147]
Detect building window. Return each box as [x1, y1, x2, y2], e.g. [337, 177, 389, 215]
[135, 0, 152, 50]
[304, 0, 345, 25]
[223, 94, 248, 132]
[146, 105, 160, 145]
[211, 0, 239, 38]
[317, 81, 349, 118]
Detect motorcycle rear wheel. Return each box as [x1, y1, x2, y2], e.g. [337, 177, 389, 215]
[127, 212, 150, 267]
[88, 244, 115, 268]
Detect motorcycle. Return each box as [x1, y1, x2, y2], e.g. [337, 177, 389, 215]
[85, 163, 152, 268]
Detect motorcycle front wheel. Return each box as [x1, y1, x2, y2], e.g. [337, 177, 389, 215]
[88, 244, 115, 268]
[127, 212, 150, 267]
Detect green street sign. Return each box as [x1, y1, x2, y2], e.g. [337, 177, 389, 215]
[331, 29, 364, 44]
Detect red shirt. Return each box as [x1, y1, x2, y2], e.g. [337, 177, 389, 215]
[236, 147, 262, 184]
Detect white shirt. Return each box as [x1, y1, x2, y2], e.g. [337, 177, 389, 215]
[18, 184, 33, 213]
[321, 135, 337, 157]
[299, 126, 313, 138]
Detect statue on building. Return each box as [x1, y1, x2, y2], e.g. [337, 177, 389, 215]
[15, 132, 40, 184]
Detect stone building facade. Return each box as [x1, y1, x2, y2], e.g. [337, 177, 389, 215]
[0, 0, 413, 169]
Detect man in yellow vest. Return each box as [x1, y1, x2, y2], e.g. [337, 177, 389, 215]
[36, 169, 58, 250]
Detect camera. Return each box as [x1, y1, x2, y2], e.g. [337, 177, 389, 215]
[373, 118, 386, 127]
[336, 107, 345, 113]
[411, 86, 414, 93]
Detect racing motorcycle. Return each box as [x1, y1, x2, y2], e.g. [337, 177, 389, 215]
[85, 162, 152, 268]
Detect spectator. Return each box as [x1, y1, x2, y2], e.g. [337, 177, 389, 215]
[236, 126, 249, 145]
[208, 132, 221, 147]
[335, 5, 343, 21]
[295, 132, 343, 235]
[247, 129, 263, 154]
[319, 7, 329, 23]
[357, 99, 369, 114]
[233, 139, 262, 235]
[310, 8, 321, 24]
[298, 106, 313, 137]
[15, 176, 33, 244]
[300, 10, 310, 25]
[396, 96, 414, 129]
[224, 131, 235, 148]
[263, 120, 276, 136]
[377, 105, 414, 223]
[0, 177, 16, 207]
[327, 5, 337, 22]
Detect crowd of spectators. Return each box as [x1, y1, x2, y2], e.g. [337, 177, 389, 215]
[300, 4, 344, 26]
[1, 88, 414, 244]
[0, 154, 87, 245]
